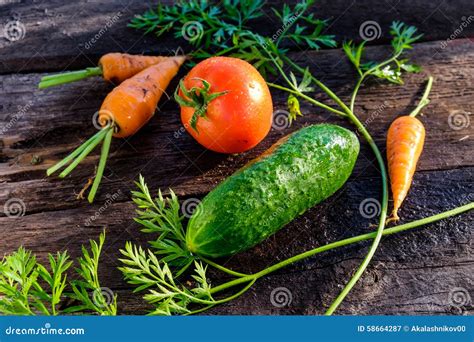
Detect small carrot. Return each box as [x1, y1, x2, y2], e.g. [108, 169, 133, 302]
[38, 53, 168, 89]
[99, 56, 185, 138]
[386, 76, 434, 223]
[47, 56, 186, 203]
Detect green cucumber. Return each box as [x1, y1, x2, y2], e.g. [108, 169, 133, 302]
[186, 124, 360, 258]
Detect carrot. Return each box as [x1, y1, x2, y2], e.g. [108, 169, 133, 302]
[99, 56, 185, 137]
[38, 53, 168, 89]
[386, 76, 434, 223]
[47, 56, 186, 203]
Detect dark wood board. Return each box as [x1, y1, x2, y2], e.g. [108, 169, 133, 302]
[0, 0, 473, 315]
[1, 0, 473, 73]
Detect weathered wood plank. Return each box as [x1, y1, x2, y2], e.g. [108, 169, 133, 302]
[0, 0, 473, 73]
[1, 39, 472, 215]
[0, 1, 473, 316]
[0, 168, 472, 315]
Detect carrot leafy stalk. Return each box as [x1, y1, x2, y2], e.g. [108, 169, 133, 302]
[130, 0, 336, 78]
[47, 125, 114, 203]
[39, 67, 102, 89]
[131, 175, 195, 277]
[38, 53, 168, 89]
[0, 231, 116, 316]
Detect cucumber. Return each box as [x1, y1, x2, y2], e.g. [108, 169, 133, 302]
[186, 124, 360, 258]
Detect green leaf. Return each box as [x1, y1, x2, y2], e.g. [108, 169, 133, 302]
[119, 243, 215, 315]
[131, 175, 195, 276]
[67, 231, 117, 316]
[130, 0, 336, 76]
[346, 22, 423, 85]
[342, 40, 366, 74]
[399, 62, 421, 73]
[390, 21, 423, 53]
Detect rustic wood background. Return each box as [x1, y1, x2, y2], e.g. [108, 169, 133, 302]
[0, 0, 473, 315]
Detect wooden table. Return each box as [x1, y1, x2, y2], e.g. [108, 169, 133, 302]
[0, 1, 473, 315]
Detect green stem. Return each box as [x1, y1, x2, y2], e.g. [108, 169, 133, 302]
[38, 67, 102, 89]
[281, 56, 389, 315]
[409, 76, 434, 117]
[184, 279, 257, 315]
[254, 34, 350, 119]
[211, 279, 256, 305]
[200, 257, 250, 277]
[349, 51, 403, 112]
[178, 277, 255, 307]
[266, 82, 347, 117]
[349, 77, 364, 113]
[184, 304, 215, 316]
[46, 129, 106, 176]
[209, 202, 473, 296]
[282, 56, 354, 115]
[58, 128, 109, 178]
[88, 127, 114, 203]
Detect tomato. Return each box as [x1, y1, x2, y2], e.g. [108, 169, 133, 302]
[177, 57, 273, 153]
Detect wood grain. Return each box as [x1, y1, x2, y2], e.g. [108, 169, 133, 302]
[0, 0, 472, 315]
[0, 0, 473, 73]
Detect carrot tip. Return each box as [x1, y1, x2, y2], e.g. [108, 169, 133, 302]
[385, 211, 400, 226]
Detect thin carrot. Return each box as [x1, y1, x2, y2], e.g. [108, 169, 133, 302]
[99, 56, 186, 137]
[38, 53, 168, 89]
[46, 56, 186, 203]
[386, 76, 434, 223]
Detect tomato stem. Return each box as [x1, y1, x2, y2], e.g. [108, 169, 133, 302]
[38, 67, 102, 89]
[409, 76, 434, 117]
[174, 78, 228, 132]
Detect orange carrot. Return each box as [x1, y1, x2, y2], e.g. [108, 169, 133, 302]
[38, 53, 169, 89]
[99, 56, 186, 138]
[47, 56, 186, 203]
[386, 76, 433, 222]
[99, 53, 168, 83]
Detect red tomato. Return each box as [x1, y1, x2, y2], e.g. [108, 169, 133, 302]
[178, 57, 273, 153]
